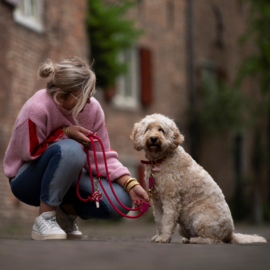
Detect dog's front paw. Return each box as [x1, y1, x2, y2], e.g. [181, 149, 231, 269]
[153, 235, 171, 243]
[151, 235, 159, 242]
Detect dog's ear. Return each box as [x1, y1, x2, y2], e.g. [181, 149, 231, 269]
[130, 123, 143, 151]
[171, 125, 184, 150]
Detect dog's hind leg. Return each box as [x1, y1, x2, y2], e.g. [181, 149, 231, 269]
[189, 237, 223, 244]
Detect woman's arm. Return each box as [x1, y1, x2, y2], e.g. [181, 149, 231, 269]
[15, 104, 65, 161]
[81, 101, 131, 180]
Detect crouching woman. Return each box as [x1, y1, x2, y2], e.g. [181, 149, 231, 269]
[3, 57, 148, 240]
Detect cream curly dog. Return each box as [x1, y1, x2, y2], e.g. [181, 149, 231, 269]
[131, 114, 267, 244]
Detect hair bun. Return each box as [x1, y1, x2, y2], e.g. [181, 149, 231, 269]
[37, 59, 55, 79]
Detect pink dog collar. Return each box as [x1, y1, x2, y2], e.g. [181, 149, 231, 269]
[140, 158, 164, 165]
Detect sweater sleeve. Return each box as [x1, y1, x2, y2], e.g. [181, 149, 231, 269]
[15, 105, 65, 161]
[84, 103, 130, 181]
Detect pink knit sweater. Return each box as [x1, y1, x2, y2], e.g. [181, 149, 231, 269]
[4, 89, 130, 180]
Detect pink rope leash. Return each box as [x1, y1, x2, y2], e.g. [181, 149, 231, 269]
[76, 133, 146, 219]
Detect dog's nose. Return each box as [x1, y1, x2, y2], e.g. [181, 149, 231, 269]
[150, 137, 158, 143]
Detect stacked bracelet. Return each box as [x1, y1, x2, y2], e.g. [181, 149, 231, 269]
[124, 178, 136, 190]
[124, 178, 140, 193]
[126, 181, 140, 193]
[62, 126, 70, 138]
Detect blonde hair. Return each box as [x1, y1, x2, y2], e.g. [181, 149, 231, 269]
[37, 56, 96, 124]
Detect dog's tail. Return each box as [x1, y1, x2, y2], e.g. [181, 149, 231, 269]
[229, 233, 267, 244]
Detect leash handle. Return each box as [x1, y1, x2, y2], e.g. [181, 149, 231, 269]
[76, 133, 145, 218]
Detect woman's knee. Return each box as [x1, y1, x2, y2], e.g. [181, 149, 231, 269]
[10, 180, 40, 207]
[103, 189, 133, 219]
[52, 139, 86, 168]
[72, 190, 133, 220]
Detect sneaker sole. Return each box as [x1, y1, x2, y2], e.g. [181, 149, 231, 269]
[67, 233, 83, 240]
[31, 231, 67, 241]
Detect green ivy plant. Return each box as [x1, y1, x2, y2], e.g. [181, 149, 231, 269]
[87, 0, 143, 89]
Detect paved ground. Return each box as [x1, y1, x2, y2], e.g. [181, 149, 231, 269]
[1, 218, 270, 270]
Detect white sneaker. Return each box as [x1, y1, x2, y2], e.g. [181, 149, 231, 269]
[56, 206, 83, 239]
[31, 210, 67, 240]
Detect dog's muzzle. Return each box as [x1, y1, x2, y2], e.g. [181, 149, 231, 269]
[150, 137, 158, 143]
[146, 136, 161, 151]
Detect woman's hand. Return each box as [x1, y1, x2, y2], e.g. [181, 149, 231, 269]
[115, 175, 149, 207]
[128, 185, 149, 207]
[68, 126, 97, 144]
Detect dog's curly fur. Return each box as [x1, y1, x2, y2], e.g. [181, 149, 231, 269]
[131, 114, 267, 244]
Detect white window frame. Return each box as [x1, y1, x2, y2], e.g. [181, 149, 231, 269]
[113, 47, 140, 110]
[13, 0, 43, 33]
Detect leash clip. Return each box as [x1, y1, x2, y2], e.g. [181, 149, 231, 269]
[93, 176, 103, 208]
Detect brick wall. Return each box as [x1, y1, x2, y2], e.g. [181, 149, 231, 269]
[0, 0, 89, 226]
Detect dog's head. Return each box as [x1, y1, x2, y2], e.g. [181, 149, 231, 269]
[130, 114, 184, 159]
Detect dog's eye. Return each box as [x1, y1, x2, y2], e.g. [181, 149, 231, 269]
[159, 129, 164, 134]
[145, 128, 150, 133]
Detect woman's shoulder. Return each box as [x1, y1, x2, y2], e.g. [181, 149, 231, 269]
[85, 97, 104, 114]
[21, 90, 51, 113]
[89, 96, 101, 108]
[77, 97, 105, 126]
[15, 90, 51, 128]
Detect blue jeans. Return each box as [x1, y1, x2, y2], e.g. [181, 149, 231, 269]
[9, 139, 132, 219]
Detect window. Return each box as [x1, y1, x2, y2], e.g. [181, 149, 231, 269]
[13, 0, 43, 33]
[113, 47, 140, 109]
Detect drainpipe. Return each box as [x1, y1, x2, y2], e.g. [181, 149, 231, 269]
[186, 0, 198, 161]
[187, 0, 195, 104]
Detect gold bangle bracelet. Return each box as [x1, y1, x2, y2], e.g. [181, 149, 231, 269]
[63, 126, 67, 137]
[124, 179, 138, 192]
[66, 126, 70, 138]
[126, 180, 139, 192]
[126, 182, 140, 193]
[63, 126, 71, 139]
[63, 126, 70, 138]
[124, 178, 137, 190]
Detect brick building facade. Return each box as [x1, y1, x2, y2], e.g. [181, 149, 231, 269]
[0, 0, 266, 226]
[104, 0, 258, 204]
[0, 0, 89, 226]
[103, 0, 267, 221]
[189, 0, 252, 199]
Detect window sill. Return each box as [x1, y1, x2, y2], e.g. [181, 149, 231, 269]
[112, 96, 141, 112]
[13, 12, 43, 33]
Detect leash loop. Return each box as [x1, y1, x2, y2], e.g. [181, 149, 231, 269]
[76, 133, 147, 218]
